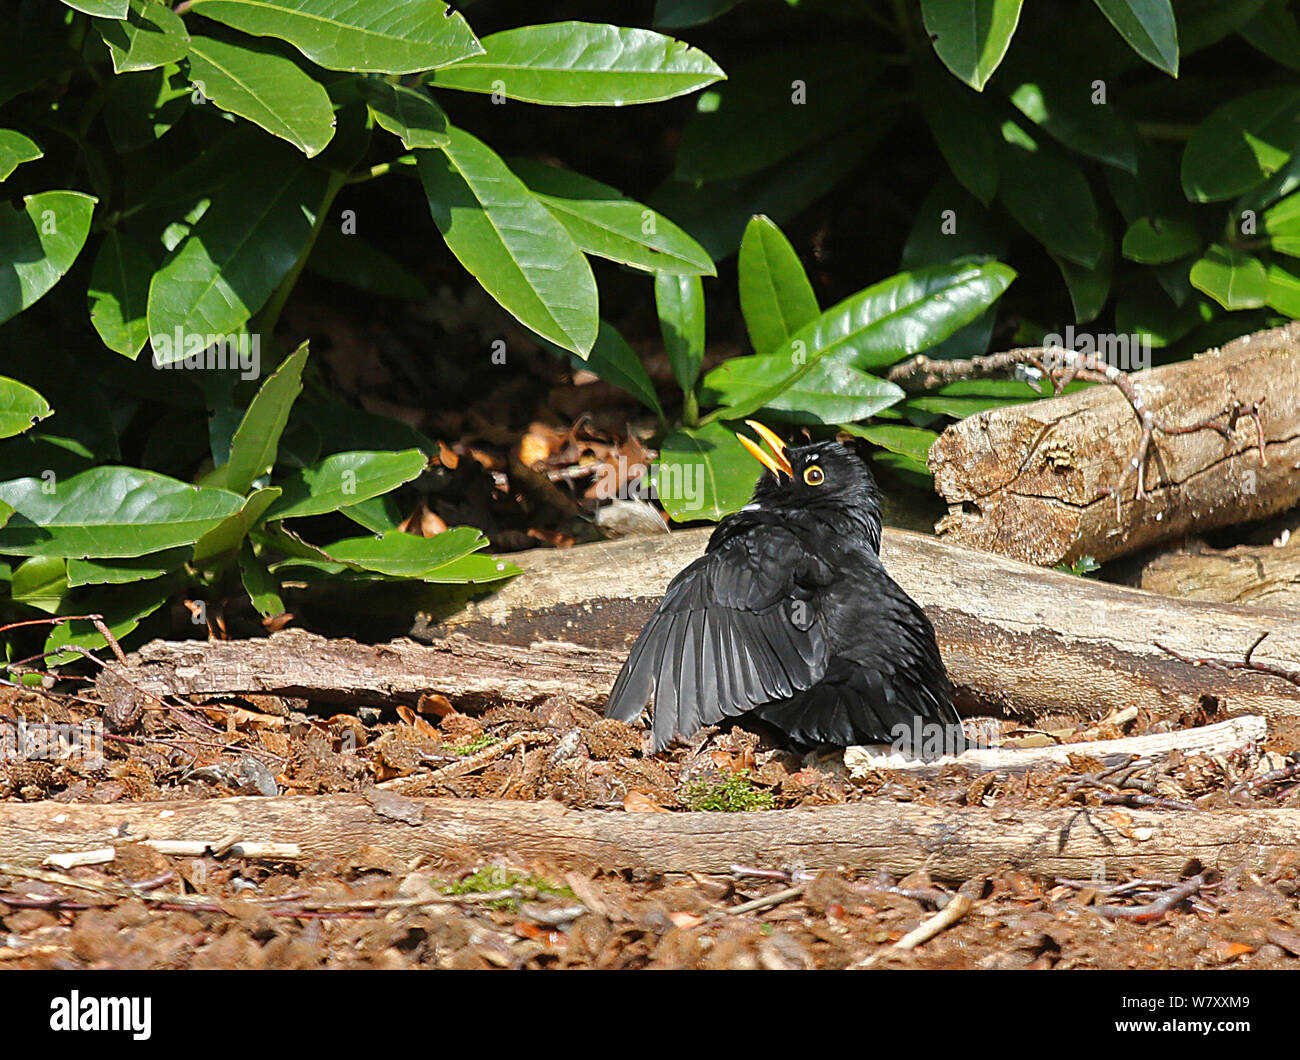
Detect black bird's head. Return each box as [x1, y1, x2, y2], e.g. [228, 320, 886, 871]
[736, 421, 883, 551]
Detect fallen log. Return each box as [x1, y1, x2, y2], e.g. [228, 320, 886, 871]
[1, 791, 1297, 880]
[1128, 539, 1300, 611]
[928, 323, 1300, 566]
[114, 528, 1300, 728]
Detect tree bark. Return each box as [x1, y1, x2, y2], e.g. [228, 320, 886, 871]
[929, 323, 1300, 567]
[1129, 541, 1300, 611]
[1, 791, 1296, 880]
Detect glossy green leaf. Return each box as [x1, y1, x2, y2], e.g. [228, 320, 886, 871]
[921, 0, 1024, 90]
[1189, 244, 1268, 309]
[432, 22, 724, 105]
[1093, 0, 1179, 75]
[67, 548, 190, 587]
[0, 191, 97, 327]
[96, 0, 189, 73]
[509, 160, 714, 277]
[0, 468, 244, 558]
[915, 53, 998, 204]
[1264, 190, 1300, 255]
[10, 556, 68, 613]
[239, 540, 284, 617]
[1264, 258, 1300, 317]
[418, 129, 597, 357]
[1008, 75, 1138, 173]
[703, 356, 903, 425]
[1121, 216, 1202, 263]
[322, 527, 484, 577]
[265, 449, 428, 521]
[1055, 236, 1114, 323]
[655, 274, 705, 395]
[0, 130, 42, 182]
[88, 231, 153, 358]
[656, 422, 757, 522]
[103, 64, 191, 151]
[415, 553, 521, 584]
[189, 0, 482, 74]
[839, 423, 939, 465]
[0, 377, 52, 440]
[997, 121, 1104, 266]
[146, 152, 331, 357]
[674, 44, 881, 183]
[192, 486, 281, 568]
[358, 79, 449, 149]
[738, 215, 818, 356]
[62, 0, 129, 15]
[215, 342, 309, 494]
[1240, 0, 1300, 71]
[560, 320, 664, 419]
[186, 35, 335, 157]
[1182, 89, 1300, 202]
[340, 494, 402, 534]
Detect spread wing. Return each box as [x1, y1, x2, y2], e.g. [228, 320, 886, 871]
[605, 523, 832, 750]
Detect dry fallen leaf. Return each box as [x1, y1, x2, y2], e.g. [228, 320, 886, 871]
[623, 790, 670, 813]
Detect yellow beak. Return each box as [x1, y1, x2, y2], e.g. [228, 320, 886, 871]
[737, 420, 793, 479]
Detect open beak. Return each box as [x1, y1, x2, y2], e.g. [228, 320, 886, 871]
[737, 420, 793, 479]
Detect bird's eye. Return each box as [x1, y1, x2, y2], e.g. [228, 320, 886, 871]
[803, 465, 825, 486]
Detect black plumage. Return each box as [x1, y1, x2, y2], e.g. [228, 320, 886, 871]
[605, 423, 963, 754]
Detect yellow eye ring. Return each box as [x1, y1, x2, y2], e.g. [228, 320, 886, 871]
[803, 465, 825, 486]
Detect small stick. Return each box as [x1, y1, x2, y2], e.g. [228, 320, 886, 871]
[1155, 633, 1300, 689]
[711, 885, 804, 919]
[43, 848, 115, 870]
[1090, 873, 1208, 922]
[893, 893, 975, 950]
[376, 730, 555, 791]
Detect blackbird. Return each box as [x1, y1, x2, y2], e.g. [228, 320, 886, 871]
[605, 421, 963, 754]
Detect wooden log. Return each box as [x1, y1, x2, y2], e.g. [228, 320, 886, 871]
[1, 791, 1297, 880]
[115, 527, 1300, 727]
[1129, 540, 1300, 611]
[929, 323, 1300, 566]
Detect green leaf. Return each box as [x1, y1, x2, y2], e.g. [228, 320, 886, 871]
[1055, 236, 1114, 323]
[307, 226, 427, 300]
[997, 121, 1104, 266]
[1264, 190, 1300, 255]
[1093, 0, 1179, 75]
[905, 393, 1035, 417]
[559, 320, 664, 419]
[432, 22, 724, 105]
[704, 260, 1014, 425]
[1240, 0, 1300, 71]
[103, 63, 191, 151]
[45, 575, 182, 665]
[1182, 88, 1300, 202]
[0, 191, 97, 327]
[0, 468, 244, 558]
[88, 231, 153, 358]
[239, 540, 284, 617]
[1007, 74, 1138, 173]
[1189, 244, 1268, 309]
[1264, 257, 1300, 317]
[264, 449, 428, 521]
[0, 130, 42, 183]
[674, 43, 882, 183]
[655, 273, 706, 397]
[96, 0, 189, 73]
[1116, 293, 1212, 346]
[186, 34, 336, 157]
[10, 556, 68, 613]
[340, 493, 402, 534]
[146, 152, 331, 357]
[653, 0, 742, 28]
[192, 486, 281, 568]
[418, 129, 598, 357]
[921, 0, 1024, 90]
[216, 342, 309, 493]
[188, 0, 482, 74]
[62, 0, 129, 15]
[0, 377, 52, 440]
[1121, 216, 1203, 263]
[358, 79, 449, 149]
[67, 548, 190, 587]
[509, 160, 714, 277]
[738, 215, 818, 356]
[839, 423, 939, 464]
[656, 422, 757, 522]
[322, 527, 485, 577]
[414, 553, 521, 584]
[703, 357, 903, 425]
[915, 53, 998, 204]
